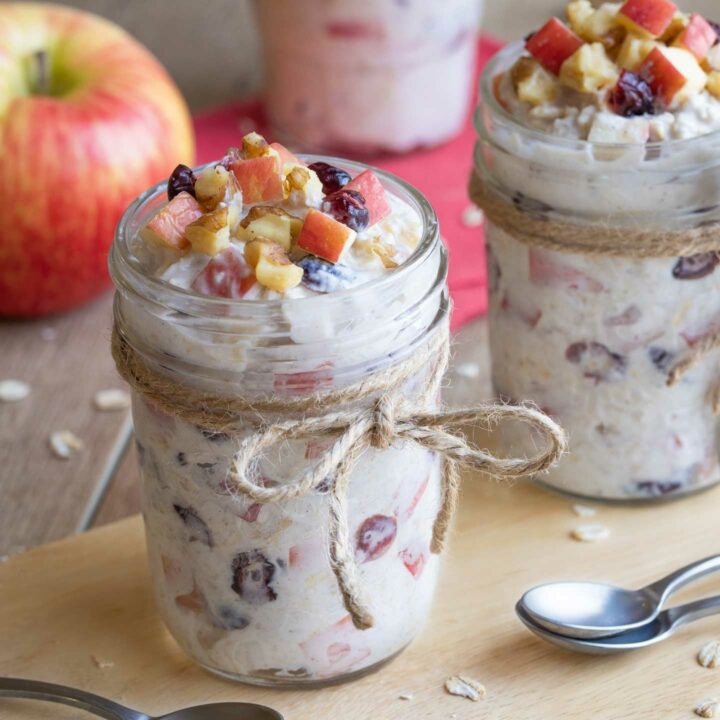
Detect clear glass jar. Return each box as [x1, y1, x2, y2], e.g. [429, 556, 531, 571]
[254, 0, 482, 156]
[475, 43, 720, 503]
[109, 158, 450, 686]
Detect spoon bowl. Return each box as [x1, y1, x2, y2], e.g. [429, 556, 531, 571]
[161, 703, 284, 720]
[518, 554, 720, 639]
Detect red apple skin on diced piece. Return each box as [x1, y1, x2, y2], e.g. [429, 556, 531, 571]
[297, 208, 356, 263]
[273, 362, 334, 395]
[191, 246, 256, 299]
[525, 18, 584, 75]
[529, 248, 605, 293]
[269, 142, 303, 168]
[231, 156, 284, 203]
[673, 14, 718, 61]
[639, 46, 687, 105]
[142, 191, 202, 250]
[618, 0, 677, 38]
[344, 170, 391, 227]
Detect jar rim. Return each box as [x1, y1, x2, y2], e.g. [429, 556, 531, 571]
[109, 155, 441, 317]
[477, 41, 720, 154]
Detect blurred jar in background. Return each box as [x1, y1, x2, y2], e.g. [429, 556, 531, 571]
[255, 0, 482, 157]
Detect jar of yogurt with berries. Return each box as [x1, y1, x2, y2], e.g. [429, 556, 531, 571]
[254, 0, 482, 155]
[473, 1, 720, 501]
[108, 126, 458, 686]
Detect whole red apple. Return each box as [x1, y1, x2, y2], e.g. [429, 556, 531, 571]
[0, 3, 195, 316]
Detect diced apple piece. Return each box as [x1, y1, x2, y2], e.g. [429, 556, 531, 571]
[139, 192, 202, 250]
[299, 616, 372, 676]
[238, 206, 302, 250]
[194, 165, 234, 212]
[345, 170, 391, 227]
[617, 0, 678, 38]
[269, 142, 303, 169]
[244, 240, 303, 292]
[659, 10, 689, 42]
[569, 1, 624, 41]
[673, 13, 717, 61]
[297, 209, 357, 264]
[588, 113, 650, 142]
[639, 46, 707, 106]
[231, 156, 284, 204]
[184, 206, 231, 256]
[191, 245, 256, 299]
[707, 70, 720, 97]
[283, 165, 324, 207]
[616, 35, 659, 71]
[526, 17, 584, 75]
[705, 44, 720, 72]
[529, 247, 605, 292]
[566, 0, 594, 36]
[511, 56, 558, 105]
[560, 42, 619, 93]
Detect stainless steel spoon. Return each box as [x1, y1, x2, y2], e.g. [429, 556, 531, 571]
[516, 594, 720, 655]
[518, 554, 720, 639]
[0, 677, 283, 720]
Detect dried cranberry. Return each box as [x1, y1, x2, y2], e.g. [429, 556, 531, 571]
[308, 161, 351, 194]
[608, 71, 656, 118]
[173, 504, 214, 547]
[630, 480, 683, 497]
[231, 550, 277, 604]
[672, 253, 719, 280]
[566, 341, 626, 383]
[167, 164, 196, 200]
[322, 189, 370, 232]
[648, 347, 674, 372]
[355, 514, 397, 563]
[709, 20, 720, 44]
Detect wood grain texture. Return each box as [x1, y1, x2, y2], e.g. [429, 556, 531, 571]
[0, 292, 128, 556]
[92, 441, 141, 528]
[1, 475, 719, 719]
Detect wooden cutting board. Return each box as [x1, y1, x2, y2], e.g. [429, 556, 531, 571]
[1, 475, 719, 720]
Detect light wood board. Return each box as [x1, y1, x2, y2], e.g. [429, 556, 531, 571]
[2, 474, 719, 719]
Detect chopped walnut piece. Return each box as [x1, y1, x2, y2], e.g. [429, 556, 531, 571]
[695, 699, 719, 718]
[49, 431, 84, 459]
[698, 640, 720, 669]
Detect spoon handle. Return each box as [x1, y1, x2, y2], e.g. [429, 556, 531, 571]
[666, 594, 720, 630]
[0, 677, 148, 720]
[645, 554, 720, 605]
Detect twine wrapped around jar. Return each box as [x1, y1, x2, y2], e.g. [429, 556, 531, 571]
[112, 320, 566, 630]
[468, 169, 720, 413]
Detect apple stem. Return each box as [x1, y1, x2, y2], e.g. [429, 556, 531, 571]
[32, 50, 50, 95]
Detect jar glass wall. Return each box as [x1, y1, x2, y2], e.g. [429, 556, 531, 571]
[254, 0, 482, 156]
[109, 159, 450, 685]
[475, 43, 720, 502]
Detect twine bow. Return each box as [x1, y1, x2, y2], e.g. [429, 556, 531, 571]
[112, 322, 567, 630]
[667, 330, 720, 414]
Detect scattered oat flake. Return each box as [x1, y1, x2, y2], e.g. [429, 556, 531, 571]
[94, 388, 131, 411]
[444, 675, 486, 702]
[572, 504, 597, 518]
[398, 693, 414, 701]
[698, 640, 720, 669]
[455, 362, 481, 379]
[461, 205, 485, 227]
[91, 655, 115, 669]
[695, 699, 719, 718]
[0, 379, 30, 403]
[49, 431, 84, 459]
[40, 326, 58, 341]
[570, 523, 609, 542]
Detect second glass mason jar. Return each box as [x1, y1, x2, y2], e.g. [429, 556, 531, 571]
[110, 159, 449, 686]
[474, 43, 720, 503]
[254, 0, 482, 156]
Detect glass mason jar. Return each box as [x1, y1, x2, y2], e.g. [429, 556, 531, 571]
[254, 0, 482, 156]
[474, 43, 720, 503]
[109, 159, 450, 686]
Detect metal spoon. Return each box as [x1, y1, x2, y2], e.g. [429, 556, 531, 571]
[0, 677, 283, 720]
[516, 594, 720, 655]
[518, 554, 720, 639]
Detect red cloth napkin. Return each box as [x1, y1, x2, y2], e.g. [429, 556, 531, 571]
[193, 35, 504, 330]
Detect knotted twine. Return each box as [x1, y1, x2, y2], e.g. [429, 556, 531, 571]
[112, 322, 567, 629]
[469, 169, 720, 413]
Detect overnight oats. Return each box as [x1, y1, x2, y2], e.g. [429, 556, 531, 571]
[473, 0, 720, 501]
[110, 132, 564, 684]
[254, 0, 482, 155]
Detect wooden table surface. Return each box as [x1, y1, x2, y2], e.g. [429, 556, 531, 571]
[2, 471, 719, 720]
